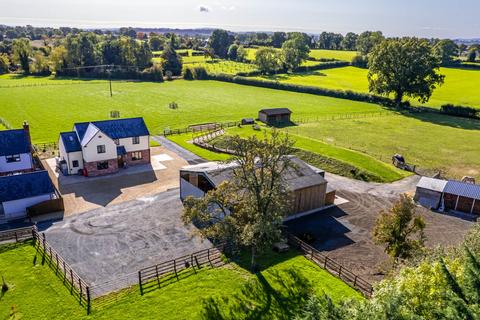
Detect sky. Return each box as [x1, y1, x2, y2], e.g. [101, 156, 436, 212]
[1, 0, 479, 38]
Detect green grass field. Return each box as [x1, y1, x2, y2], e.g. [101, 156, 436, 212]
[0, 242, 361, 320]
[257, 66, 480, 109]
[245, 48, 357, 62]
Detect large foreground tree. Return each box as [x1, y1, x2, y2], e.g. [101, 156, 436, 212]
[368, 38, 445, 106]
[373, 194, 426, 262]
[182, 131, 294, 271]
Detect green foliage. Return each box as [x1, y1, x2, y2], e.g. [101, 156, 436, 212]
[467, 48, 477, 62]
[0, 53, 9, 74]
[272, 32, 287, 48]
[209, 29, 233, 58]
[183, 67, 194, 80]
[236, 45, 247, 62]
[254, 47, 283, 74]
[351, 54, 368, 68]
[160, 45, 182, 76]
[282, 37, 310, 71]
[373, 194, 426, 261]
[356, 31, 384, 55]
[317, 32, 344, 50]
[368, 38, 445, 105]
[227, 44, 238, 61]
[434, 39, 459, 66]
[182, 131, 294, 270]
[341, 32, 359, 51]
[192, 66, 208, 79]
[31, 52, 50, 75]
[140, 64, 164, 82]
[441, 104, 478, 119]
[12, 38, 31, 74]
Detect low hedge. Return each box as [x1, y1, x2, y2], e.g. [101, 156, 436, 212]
[207, 73, 392, 106]
[440, 104, 479, 119]
[57, 68, 164, 82]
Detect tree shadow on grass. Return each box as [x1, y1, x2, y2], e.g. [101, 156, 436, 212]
[398, 111, 480, 131]
[201, 268, 313, 320]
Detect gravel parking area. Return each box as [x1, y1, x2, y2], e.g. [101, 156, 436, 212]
[39, 189, 211, 297]
[286, 173, 474, 283]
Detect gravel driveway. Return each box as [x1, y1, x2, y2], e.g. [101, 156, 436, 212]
[39, 189, 211, 297]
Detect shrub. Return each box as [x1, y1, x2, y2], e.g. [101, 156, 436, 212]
[440, 104, 479, 118]
[351, 54, 368, 68]
[165, 70, 173, 81]
[183, 67, 194, 80]
[141, 64, 164, 82]
[192, 66, 208, 80]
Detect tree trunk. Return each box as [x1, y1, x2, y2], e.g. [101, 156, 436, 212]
[395, 91, 404, 107]
[250, 246, 256, 273]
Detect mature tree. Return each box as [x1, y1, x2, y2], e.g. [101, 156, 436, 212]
[356, 31, 384, 55]
[119, 27, 137, 39]
[160, 44, 182, 76]
[135, 41, 153, 69]
[373, 194, 426, 261]
[341, 32, 358, 51]
[209, 29, 233, 58]
[227, 43, 238, 61]
[204, 47, 216, 61]
[272, 31, 287, 48]
[368, 37, 445, 105]
[255, 47, 283, 74]
[287, 32, 312, 48]
[48, 45, 68, 73]
[182, 131, 294, 271]
[12, 38, 31, 74]
[467, 48, 477, 62]
[31, 52, 50, 75]
[0, 53, 9, 74]
[149, 35, 163, 51]
[317, 32, 343, 50]
[236, 45, 247, 62]
[282, 37, 310, 71]
[433, 39, 459, 66]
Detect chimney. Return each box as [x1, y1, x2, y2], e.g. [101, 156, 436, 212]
[23, 121, 32, 153]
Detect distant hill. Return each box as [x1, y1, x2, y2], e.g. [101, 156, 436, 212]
[132, 28, 216, 36]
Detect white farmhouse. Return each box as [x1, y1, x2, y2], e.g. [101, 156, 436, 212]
[58, 118, 150, 177]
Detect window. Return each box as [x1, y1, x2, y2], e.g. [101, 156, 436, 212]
[72, 160, 79, 168]
[113, 139, 120, 145]
[132, 136, 140, 144]
[131, 151, 143, 161]
[97, 145, 106, 154]
[6, 154, 21, 163]
[97, 161, 109, 170]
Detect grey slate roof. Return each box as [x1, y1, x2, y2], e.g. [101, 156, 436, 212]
[0, 129, 30, 156]
[60, 132, 82, 153]
[74, 118, 149, 141]
[181, 156, 326, 191]
[444, 181, 480, 200]
[0, 171, 54, 202]
[259, 108, 292, 116]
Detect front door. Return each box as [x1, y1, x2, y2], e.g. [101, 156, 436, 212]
[118, 155, 124, 168]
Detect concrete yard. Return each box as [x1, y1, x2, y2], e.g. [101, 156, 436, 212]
[39, 189, 211, 297]
[43, 146, 188, 216]
[286, 173, 474, 283]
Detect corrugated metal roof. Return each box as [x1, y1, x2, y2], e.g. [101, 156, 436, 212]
[416, 177, 448, 193]
[0, 129, 30, 156]
[0, 171, 54, 202]
[444, 181, 480, 200]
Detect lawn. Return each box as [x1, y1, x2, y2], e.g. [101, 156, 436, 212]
[256, 66, 480, 109]
[0, 75, 383, 143]
[0, 242, 361, 320]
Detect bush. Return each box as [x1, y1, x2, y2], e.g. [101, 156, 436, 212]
[440, 104, 479, 119]
[141, 64, 164, 82]
[165, 70, 173, 81]
[351, 54, 368, 68]
[183, 67, 194, 80]
[192, 66, 208, 80]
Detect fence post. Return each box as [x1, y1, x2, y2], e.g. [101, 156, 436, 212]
[63, 261, 67, 283]
[173, 260, 179, 280]
[310, 248, 314, 260]
[155, 265, 160, 288]
[70, 270, 74, 294]
[191, 254, 196, 274]
[15, 232, 18, 242]
[353, 275, 357, 287]
[207, 248, 213, 267]
[324, 256, 328, 269]
[86, 287, 91, 314]
[79, 279, 83, 305]
[138, 271, 143, 295]
[338, 265, 342, 277]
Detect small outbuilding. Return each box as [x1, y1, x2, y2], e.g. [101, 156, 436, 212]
[179, 155, 329, 220]
[0, 170, 55, 220]
[258, 108, 292, 125]
[443, 181, 480, 215]
[414, 177, 448, 210]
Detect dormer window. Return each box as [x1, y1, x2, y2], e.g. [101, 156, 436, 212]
[6, 154, 21, 163]
[132, 136, 140, 144]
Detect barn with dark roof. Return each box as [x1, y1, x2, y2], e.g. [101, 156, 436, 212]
[258, 108, 292, 125]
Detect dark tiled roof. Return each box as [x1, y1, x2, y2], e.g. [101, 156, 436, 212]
[0, 129, 30, 156]
[444, 181, 480, 200]
[259, 108, 292, 116]
[116, 146, 127, 155]
[74, 118, 150, 141]
[60, 132, 82, 153]
[0, 171, 54, 202]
